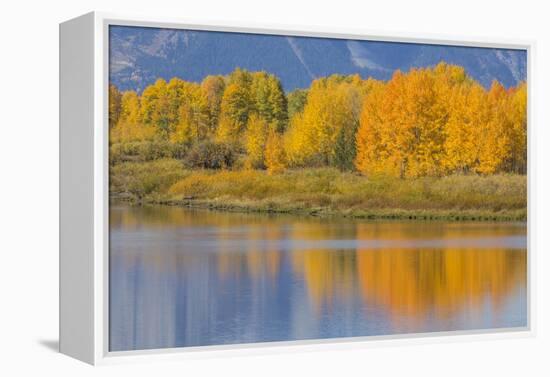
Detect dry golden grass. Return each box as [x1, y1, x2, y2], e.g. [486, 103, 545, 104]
[161, 167, 526, 220]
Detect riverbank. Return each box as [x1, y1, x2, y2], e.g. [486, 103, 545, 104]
[148, 198, 526, 221]
[109, 160, 527, 221]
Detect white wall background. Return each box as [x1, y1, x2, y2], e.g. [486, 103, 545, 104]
[0, 0, 548, 375]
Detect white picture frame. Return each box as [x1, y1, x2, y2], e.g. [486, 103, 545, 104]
[59, 11, 535, 365]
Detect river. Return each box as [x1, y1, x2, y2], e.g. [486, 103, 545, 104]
[109, 205, 527, 351]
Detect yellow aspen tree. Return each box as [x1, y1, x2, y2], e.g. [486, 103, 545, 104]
[140, 78, 174, 137]
[508, 82, 527, 174]
[287, 89, 308, 120]
[264, 129, 287, 175]
[354, 82, 386, 176]
[245, 114, 270, 169]
[356, 70, 411, 177]
[284, 112, 314, 167]
[109, 84, 122, 129]
[170, 83, 209, 144]
[111, 91, 155, 143]
[216, 82, 251, 143]
[288, 75, 366, 167]
[249, 71, 288, 132]
[395, 64, 460, 177]
[443, 83, 486, 173]
[475, 81, 511, 174]
[201, 75, 226, 133]
[285, 86, 325, 165]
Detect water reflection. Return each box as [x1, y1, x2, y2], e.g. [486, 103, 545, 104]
[109, 205, 527, 351]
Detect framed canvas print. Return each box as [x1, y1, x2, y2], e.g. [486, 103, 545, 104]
[59, 12, 533, 365]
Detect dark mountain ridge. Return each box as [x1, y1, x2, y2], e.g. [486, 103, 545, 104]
[109, 26, 527, 92]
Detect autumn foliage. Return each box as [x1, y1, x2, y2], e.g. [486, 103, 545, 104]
[109, 63, 527, 178]
[355, 64, 527, 177]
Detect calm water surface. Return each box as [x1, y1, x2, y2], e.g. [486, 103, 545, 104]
[109, 205, 527, 351]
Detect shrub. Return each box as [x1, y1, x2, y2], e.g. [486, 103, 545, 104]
[109, 159, 186, 200]
[183, 140, 239, 169]
[170, 142, 188, 160]
[109, 140, 175, 164]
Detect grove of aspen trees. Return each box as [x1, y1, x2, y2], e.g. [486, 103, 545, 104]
[109, 63, 527, 178]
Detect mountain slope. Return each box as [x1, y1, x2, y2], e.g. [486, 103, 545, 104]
[109, 26, 527, 92]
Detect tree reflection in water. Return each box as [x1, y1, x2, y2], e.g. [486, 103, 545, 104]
[109, 205, 527, 351]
